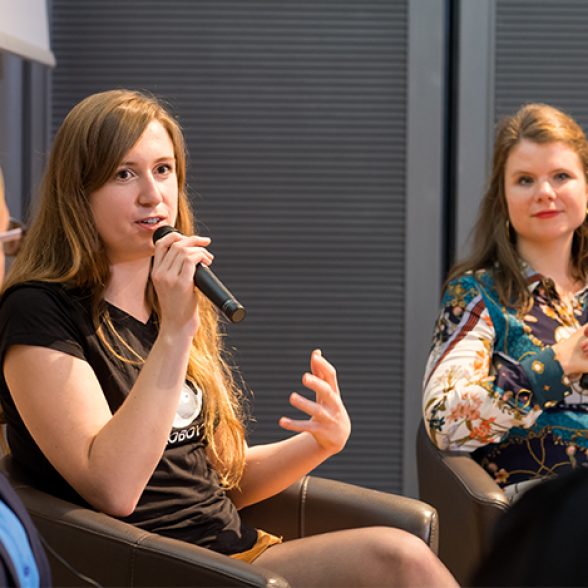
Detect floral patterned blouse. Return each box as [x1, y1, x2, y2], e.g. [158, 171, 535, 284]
[423, 265, 588, 488]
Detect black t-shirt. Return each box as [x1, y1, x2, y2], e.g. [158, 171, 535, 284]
[0, 282, 257, 555]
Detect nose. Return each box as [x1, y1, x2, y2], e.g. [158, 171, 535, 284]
[537, 179, 556, 200]
[137, 173, 163, 206]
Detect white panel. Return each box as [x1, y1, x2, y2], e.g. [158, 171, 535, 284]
[455, 1, 495, 258]
[0, 54, 24, 218]
[404, 0, 446, 497]
[0, 0, 55, 66]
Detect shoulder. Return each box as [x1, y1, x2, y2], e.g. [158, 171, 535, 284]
[433, 272, 493, 333]
[444, 269, 500, 301]
[442, 271, 483, 303]
[0, 281, 87, 316]
[2, 280, 70, 302]
[0, 281, 91, 347]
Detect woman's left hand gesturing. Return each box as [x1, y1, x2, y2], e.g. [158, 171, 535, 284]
[279, 349, 351, 455]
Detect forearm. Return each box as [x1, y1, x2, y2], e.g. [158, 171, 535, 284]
[16, 324, 197, 517]
[89, 236, 212, 511]
[230, 349, 349, 509]
[83, 328, 194, 514]
[423, 295, 546, 451]
[229, 433, 331, 509]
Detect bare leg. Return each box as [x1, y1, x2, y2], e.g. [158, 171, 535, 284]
[252, 526, 458, 588]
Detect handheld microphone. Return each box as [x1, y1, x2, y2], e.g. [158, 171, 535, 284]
[153, 225, 246, 323]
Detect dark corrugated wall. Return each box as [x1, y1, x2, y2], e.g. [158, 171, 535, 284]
[496, 0, 588, 127]
[50, 0, 407, 492]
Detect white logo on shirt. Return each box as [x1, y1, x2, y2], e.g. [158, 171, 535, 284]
[172, 382, 203, 429]
[167, 382, 204, 446]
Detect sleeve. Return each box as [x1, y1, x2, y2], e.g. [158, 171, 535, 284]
[0, 284, 87, 365]
[422, 276, 568, 452]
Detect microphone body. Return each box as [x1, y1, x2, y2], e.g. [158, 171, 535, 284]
[153, 226, 246, 323]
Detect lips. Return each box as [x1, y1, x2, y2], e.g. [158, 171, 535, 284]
[137, 216, 164, 226]
[533, 210, 561, 219]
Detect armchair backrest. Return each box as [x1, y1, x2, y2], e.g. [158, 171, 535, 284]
[241, 475, 440, 553]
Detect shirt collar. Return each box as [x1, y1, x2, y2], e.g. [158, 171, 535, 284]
[519, 260, 588, 300]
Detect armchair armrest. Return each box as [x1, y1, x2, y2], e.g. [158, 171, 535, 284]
[438, 451, 510, 509]
[241, 475, 439, 553]
[1, 458, 289, 587]
[3, 454, 438, 587]
[416, 421, 509, 584]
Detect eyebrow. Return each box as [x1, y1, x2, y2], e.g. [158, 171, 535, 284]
[508, 166, 574, 176]
[507, 169, 531, 177]
[118, 155, 176, 167]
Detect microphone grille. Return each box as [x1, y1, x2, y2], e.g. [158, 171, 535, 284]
[153, 225, 179, 244]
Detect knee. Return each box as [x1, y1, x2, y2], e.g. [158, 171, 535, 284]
[369, 528, 438, 574]
[369, 527, 426, 553]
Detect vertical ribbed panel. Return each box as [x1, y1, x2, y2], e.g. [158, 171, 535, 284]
[496, 0, 588, 127]
[51, 0, 407, 492]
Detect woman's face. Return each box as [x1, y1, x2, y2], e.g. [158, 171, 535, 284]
[504, 139, 588, 256]
[89, 120, 179, 264]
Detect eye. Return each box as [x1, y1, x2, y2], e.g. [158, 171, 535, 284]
[555, 171, 571, 181]
[155, 163, 174, 176]
[516, 175, 533, 186]
[114, 168, 135, 181]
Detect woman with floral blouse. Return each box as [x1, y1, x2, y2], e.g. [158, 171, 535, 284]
[423, 103, 588, 495]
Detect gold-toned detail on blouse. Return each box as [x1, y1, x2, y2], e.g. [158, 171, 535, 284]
[531, 360, 544, 375]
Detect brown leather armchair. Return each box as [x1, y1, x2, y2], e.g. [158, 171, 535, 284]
[2, 455, 439, 587]
[416, 421, 510, 585]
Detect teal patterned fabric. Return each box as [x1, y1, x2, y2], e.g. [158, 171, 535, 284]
[423, 266, 588, 487]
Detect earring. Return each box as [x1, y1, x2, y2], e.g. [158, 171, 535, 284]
[505, 218, 514, 242]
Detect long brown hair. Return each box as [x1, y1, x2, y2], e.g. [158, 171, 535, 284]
[3, 89, 246, 487]
[449, 103, 588, 309]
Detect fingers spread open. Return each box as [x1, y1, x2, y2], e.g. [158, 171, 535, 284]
[289, 391, 323, 417]
[310, 349, 340, 395]
[279, 415, 311, 433]
[302, 372, 338, 410]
